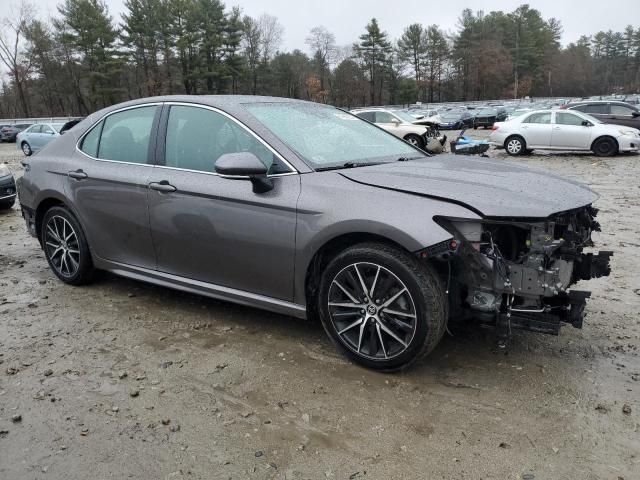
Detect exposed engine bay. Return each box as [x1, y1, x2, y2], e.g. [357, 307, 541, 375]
[432, 206, 612, 338]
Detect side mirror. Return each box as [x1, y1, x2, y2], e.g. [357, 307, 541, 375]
[632, 111, 640, 117]
[214, 152, 273, 193]
[581, 120, 592, 127]
[391, 118, 401, 126]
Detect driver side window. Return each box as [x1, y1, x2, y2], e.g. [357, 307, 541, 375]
[374, 111, 395, 124]
[165, 106, 288, 174]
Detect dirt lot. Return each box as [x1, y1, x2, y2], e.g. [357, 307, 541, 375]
[0, 135, 639, 480]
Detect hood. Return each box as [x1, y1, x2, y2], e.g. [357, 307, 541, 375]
[339, 156, 598, 218]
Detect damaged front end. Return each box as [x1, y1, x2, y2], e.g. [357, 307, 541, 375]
[433, 207, 612, 338]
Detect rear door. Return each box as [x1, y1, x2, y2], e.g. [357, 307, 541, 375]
[520, 112, 553, 147]
[551, 112, 593, 149]
[146, 103, 299, 301]
[64, 104, 160, 269]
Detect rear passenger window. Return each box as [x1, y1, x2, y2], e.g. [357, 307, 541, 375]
[80, 121, 102, 157]
[523, 112, 552, 124]
[80, 106, 157, 163]
[356, 112, 375, 122]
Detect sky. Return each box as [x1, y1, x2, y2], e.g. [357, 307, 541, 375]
[3, 0, 640, 51]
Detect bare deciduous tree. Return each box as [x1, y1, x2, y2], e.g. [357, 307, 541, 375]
[257, 14, 283, 63]
[0, 0, 35, 116]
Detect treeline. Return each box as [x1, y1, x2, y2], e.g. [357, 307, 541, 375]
[1, 0, 639, 118]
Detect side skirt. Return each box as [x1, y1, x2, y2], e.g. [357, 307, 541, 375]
[93, 256, 308, 320]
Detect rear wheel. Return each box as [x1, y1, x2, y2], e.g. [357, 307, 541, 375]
[317, 243, 447, 371]
[592, 136, 618, 157]
[21, 142, 32, 156]
[505, 135, 525, 156]
[41, 206, 94, 285]
[404, 134, 424, 150]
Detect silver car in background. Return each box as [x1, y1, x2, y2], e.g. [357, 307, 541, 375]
[17, 122, 65, 156]
[17, 96, 611, 370]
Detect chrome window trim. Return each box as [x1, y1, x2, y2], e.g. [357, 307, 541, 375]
[75, 103, 162, 166]
[75, 101, 299, 178]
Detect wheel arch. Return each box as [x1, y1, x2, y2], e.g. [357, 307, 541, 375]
[591, 135, 619, 152]
[34, 192, 76, 245]
[303, 231, 411, 320]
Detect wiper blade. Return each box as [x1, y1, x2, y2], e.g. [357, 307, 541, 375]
[315, 162, 382, 172]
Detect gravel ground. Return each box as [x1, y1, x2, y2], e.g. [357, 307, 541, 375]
[0, 134, 639, 480]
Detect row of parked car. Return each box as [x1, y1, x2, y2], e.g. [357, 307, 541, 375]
[0, 120, 81, 155]
[353, 97, 640, 157]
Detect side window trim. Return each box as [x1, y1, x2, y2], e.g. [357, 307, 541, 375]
[76, 103, 162, 166]
[155, 101, 297, 177]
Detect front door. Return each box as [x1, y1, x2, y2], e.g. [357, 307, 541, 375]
[551, 112, 593, 149]
[147, 104, 299, 301]
[64, 104, 159, 269]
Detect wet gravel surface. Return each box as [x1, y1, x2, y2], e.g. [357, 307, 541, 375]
[0, 135, 639, 479]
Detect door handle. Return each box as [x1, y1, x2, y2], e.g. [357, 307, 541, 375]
[149, 181, 177, 193]
[68, 169, 88, 180]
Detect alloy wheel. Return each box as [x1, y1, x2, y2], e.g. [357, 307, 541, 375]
[327, 262, 417, 360]
[44, 215, 81, 278]
[22, 143, 31, 155]
[407, 137, 419, 146]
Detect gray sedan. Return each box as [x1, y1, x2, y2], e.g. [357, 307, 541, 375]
[16, 96, 611, 370]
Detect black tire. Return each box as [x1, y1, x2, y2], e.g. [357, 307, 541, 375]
[41, 206, 94, 285]
[21, 142, 32, 156]
[504, 135, 526, 156]
[0, 197, 15, 210]
[317, 242, 447, 371]
[404, 134, 425, 150]
[592, 136, 618, 157]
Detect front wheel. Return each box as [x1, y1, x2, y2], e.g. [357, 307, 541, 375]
[21, 142, 32, 156]
[317, 243, 447, 371]
[505, 135, 525, 156]
[404, 134, 424, 150]
[592, 137, 618, 157]
[41, 206, 94, 285]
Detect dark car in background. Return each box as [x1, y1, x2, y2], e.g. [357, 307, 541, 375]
[1, 123, 33, 142]
[0, 163, 17, 210]
[563, 101, 640, 129]
[438, 110, 474, 129]
[473, 107, 508, 129]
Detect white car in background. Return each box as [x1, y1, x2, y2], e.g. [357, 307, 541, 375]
[351, 108, 432, 150]
[490, 109, 640, 157]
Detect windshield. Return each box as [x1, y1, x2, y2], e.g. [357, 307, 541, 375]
[391, 110, 421, 123]
[52, 123, 65, 132]
[245, 103, 424, 169]
[477, 109, 497, 115]
[441, 113, 461, 121]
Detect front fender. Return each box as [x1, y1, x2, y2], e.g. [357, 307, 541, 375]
[293, 172, 480, 305]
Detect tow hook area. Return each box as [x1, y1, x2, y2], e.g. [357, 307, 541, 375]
[494, 290, 592, 342]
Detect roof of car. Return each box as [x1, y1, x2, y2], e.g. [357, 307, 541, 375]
[569, 100, 634, 105]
